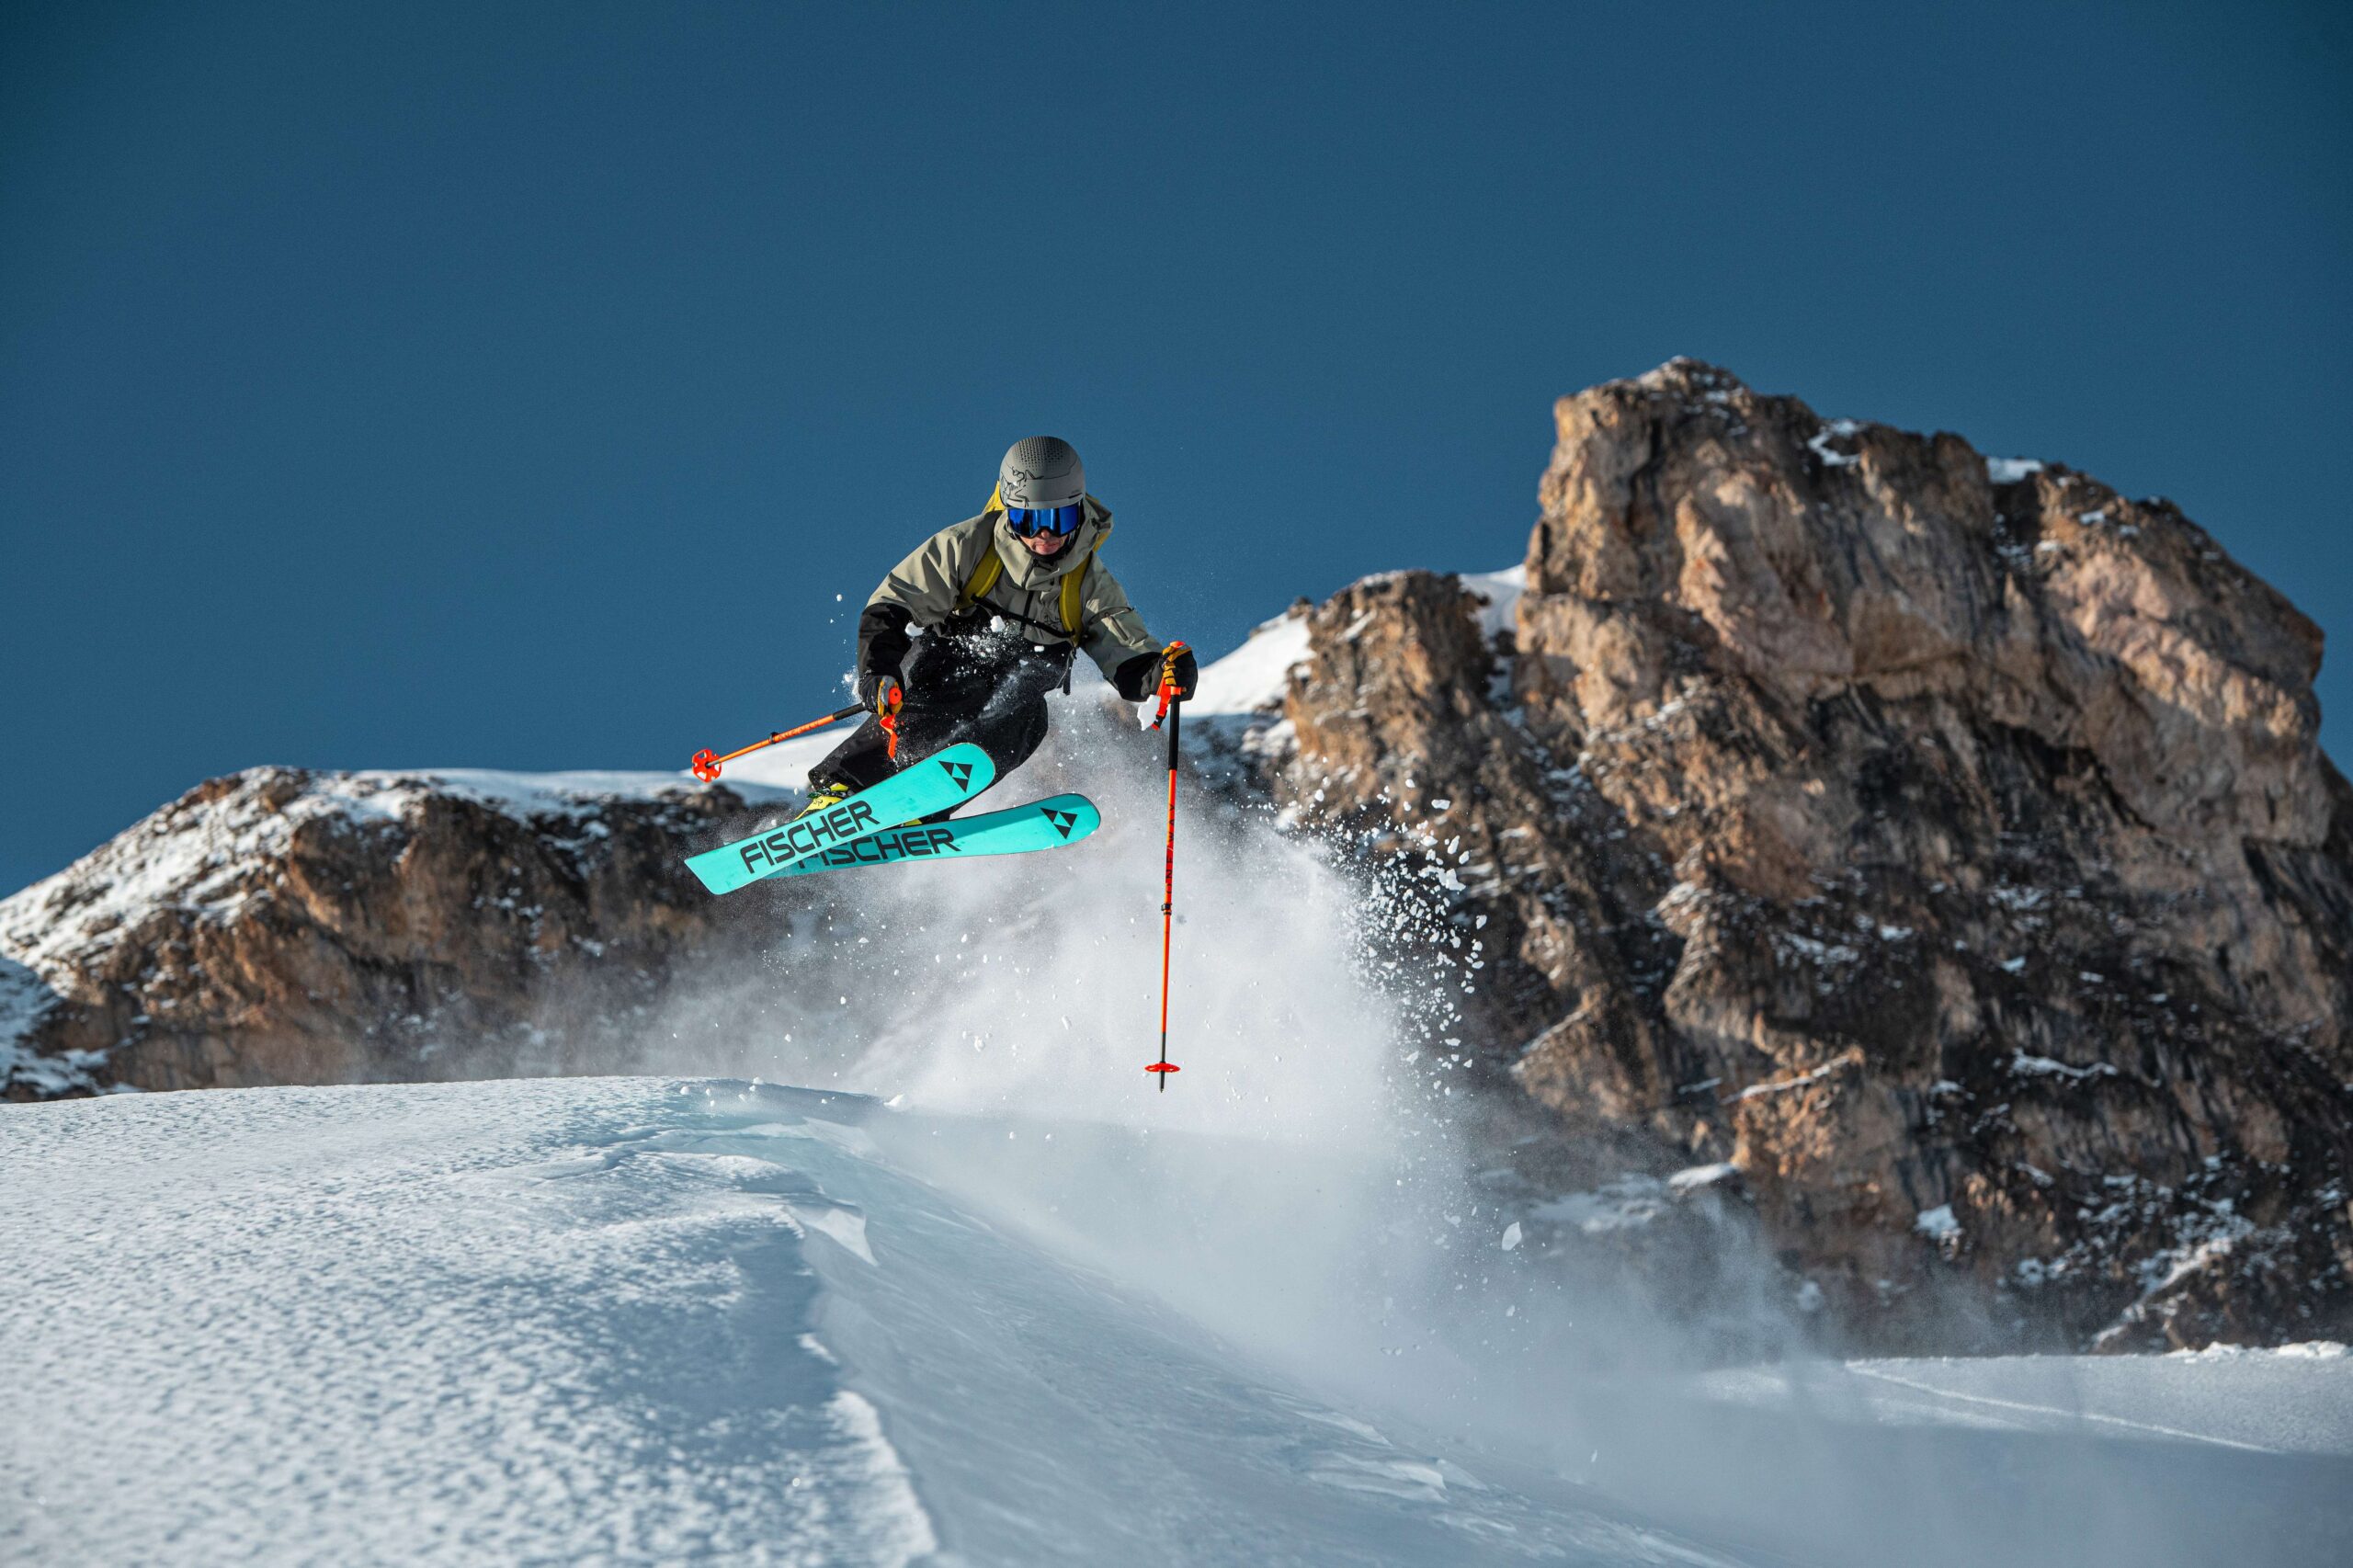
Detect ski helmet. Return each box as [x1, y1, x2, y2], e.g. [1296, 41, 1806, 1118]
[998, 437, 1086, 511]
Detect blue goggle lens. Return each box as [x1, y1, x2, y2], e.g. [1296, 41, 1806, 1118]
[1006, 502, 1083, 539]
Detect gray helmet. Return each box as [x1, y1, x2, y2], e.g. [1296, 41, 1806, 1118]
[998, 437, 1086, 510]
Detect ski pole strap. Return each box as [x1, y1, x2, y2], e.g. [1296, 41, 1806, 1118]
[692, 703, 868, 782]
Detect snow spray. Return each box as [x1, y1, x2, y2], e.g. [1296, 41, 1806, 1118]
[637, 683, 2279, 1568]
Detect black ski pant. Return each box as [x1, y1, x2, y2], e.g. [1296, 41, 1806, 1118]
[811, 631, 1072, 801]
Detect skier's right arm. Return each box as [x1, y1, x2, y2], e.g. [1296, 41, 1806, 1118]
[854, 602, 911, 712]
[857, 518, 985, 706]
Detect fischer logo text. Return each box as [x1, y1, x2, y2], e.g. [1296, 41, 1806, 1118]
[814, 825, 962, 867]
[739, 799, 881, 873]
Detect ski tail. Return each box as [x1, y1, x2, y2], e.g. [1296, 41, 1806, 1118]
[767, 793, 1099, 880]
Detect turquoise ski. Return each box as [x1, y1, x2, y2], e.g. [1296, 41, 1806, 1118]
[684, 744, 995, 895]
[767, 793, 1100, 880]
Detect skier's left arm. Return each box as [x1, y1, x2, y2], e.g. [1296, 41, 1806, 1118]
[1082, 561, 1199, 701]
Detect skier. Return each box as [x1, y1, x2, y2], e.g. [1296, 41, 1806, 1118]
[798, 436, 1198, 819]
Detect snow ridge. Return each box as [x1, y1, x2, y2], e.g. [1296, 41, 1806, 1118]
[0, 1078, 1732, 1567]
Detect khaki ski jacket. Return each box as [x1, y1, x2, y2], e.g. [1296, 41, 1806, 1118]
[858, 494, 1161, 684]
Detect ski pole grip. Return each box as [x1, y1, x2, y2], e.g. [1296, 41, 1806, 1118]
[1150, 640, 1189, 729]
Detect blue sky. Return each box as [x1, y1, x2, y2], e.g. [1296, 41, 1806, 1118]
[4, 1, 2347, 894]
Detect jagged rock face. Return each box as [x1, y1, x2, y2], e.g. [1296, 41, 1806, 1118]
[0, 768, 773, 1096]
[1256, 360, 2353, 1352]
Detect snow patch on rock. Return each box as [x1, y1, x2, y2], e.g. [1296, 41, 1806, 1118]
[1190, 607, 1314, 717]
[1460, 564, 1526, 639]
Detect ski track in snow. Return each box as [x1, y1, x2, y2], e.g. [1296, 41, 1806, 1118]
[1847, 1363, 2269, 1452]
[1836, 1358, 2353, 1456]
[1681, 1327, 2353, 1458]
[0, 1078, 1735, 1568]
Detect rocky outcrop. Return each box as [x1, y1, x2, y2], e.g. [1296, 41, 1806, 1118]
[0, 767, 781, 1096]
[1224, 360, 2353, 1352]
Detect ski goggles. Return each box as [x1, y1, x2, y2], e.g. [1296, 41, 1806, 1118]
[1005, 501, 1083, 539]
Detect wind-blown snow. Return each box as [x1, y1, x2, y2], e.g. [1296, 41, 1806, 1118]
[0, 1078, 1735, 1567]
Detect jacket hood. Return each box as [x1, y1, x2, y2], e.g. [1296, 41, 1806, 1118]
[984, 490, 1113, 591]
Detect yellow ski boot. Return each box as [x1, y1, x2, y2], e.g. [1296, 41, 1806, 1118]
[793, 779, 853, 821]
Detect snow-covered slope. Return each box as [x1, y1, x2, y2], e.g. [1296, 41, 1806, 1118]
[7, 1077, 2349, 1567]
[0, 1078, 1736, 1567]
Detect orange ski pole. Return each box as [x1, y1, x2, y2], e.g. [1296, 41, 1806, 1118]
[689, 702, 867, 782]
[1146, 643, 1188, 1090]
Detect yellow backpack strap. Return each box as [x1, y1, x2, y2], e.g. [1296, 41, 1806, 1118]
[1059, 542, 1098, 640]
[961, 546, 1003, 610]
[959, 496, 1005, 611]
